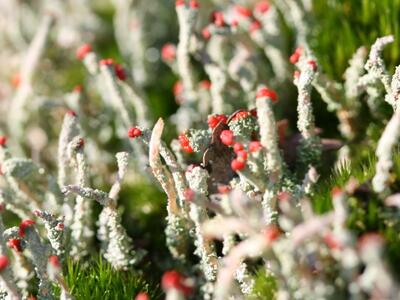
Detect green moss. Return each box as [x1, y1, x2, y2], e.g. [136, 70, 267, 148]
[59, 256, 162, 300]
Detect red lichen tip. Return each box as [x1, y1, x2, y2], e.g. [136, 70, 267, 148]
[183, 188, 195, 202]
[76, 44, 92, 60]
[331, 186, 343, 198]
[200, 80, 211, 90]
[161, 43, 176, 62]
[207, 114, 227, 129]
[248, 141, 262, 153]
[277, 191, 290, 202]
[231, 111, 251, 122]
[358, 233, 384, 250]
[236, 150, 248, 161]
[178, 134, 193, 153]
[233, 142, 244, 154]
[235, 5, 253, 18]
[73, 85, 82, 93]
[256, 87, 278, 102]
[161, 270, 192, 295]
[323, 233, 342, 250]
[289, 47, 303, 64]
[263, 225, 280, 243]
[202, 27, 211, 40]
[217, 184, 231, 194]
[307, 60, 318, 71]
[99, 58, 114, 66]
[19, 220, 35, 237]
[128, 127, 142, 139]
[56, 223, 65, 230]
[135, 292, 149, 300]
[212, 11, 225, 27]
[255, 1, 270, 14]
[77, 138, 85, 148]
[114, 64, 127, 81]
[231, 158, 246, 172]
[249, 20, 262, 33]
[48, 255, 61, 268]
[293, 70, 300, 78]
[11, 73, 21, 88]
[189, 0, 199, 9]
[0, 136, 7, 147]
[220, 130, 234, 146]
[7, 238, 22, 252]
[175, 0, 185, 7]
[66, 110, 77, 117]
[0, 255, 9, 272]
[231, 19, 239, 27]
[173, 81, 184, 97]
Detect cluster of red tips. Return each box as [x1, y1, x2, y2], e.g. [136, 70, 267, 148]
[211, 11, 225, 27]
[19, 220, 35, 237]
[48, 255, 61, 268]
[289, 47, 302, 64]
[235, 5, 253, 18]
[255, 1, 270, 14]
[161, 270, 193, 296]
[217, 184, 231, 194]
[307, 60, 318, 71]
[220, 130, 234, 146]
[114, 64, 126, 81]
[202, 27, 211, 40]
[135, 292, 149, 300]
[231, 111, 252, 122]
[249, 20, 262, 33]
[11, 73, 21, 88]
[0, 136, 7, 147]
[7, 238, 22, 252]
[175, 0, 185, 7]
[256, 87, 278, 102]
[207, 114, 227, 129]
[161, 44, 176, 62]
[76, 44, 92, 60]
[323, 233, 342, 250]
[178, 134, 193, 153]
[231, 141, 248, 172]
[0, 255, 9, 272]
[128, 127, 142, 139]
[99, 58, 114, 66]
[189, 0, 199, 9]
[200, 80, 211, 90]
[183, 188, 195, 202]
[263, 225, 280, 243]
